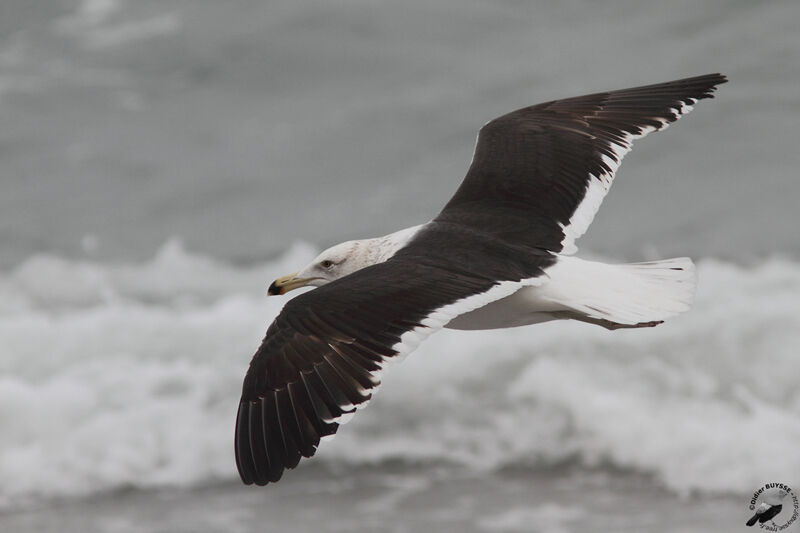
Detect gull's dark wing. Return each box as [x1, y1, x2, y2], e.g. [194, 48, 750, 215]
[437, 73, 727, 254]
[760, 505, 783, 523]
[235, 244, 551, 485]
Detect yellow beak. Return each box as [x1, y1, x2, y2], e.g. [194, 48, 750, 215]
[267, 272, 311, 295]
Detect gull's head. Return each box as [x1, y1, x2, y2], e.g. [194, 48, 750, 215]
[267, 240, 371, 295]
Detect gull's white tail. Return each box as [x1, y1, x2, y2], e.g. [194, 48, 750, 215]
[539, 256, 696, 327]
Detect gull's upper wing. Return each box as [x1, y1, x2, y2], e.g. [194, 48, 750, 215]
[437, 73, 727, 254]
[235, 243, 550, 485]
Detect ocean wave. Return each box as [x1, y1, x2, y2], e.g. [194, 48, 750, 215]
[56, 0, 182, 49]
[1, 242, 799, 505]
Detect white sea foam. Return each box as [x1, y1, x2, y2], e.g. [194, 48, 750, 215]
[479, 504, 585, 533]
[55, 0, 123, 33]
[55, 0, 181, 49]
[84, 13, 182, 49]
[1, 244, 799, 505]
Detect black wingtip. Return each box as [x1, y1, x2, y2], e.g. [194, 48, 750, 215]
[622, 72, 727, 100]
[700, 72, 727, 83]
[234, 401, 256, 485]
[690, 73, 728, 96]
[699, 72, 728, 92]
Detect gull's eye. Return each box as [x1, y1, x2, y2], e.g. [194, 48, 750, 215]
[320, 260, 334, 269]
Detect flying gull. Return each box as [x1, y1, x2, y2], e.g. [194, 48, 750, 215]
[235, 73, 727, 485]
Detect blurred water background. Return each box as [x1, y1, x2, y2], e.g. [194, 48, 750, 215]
[1, 0, 800, 531]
